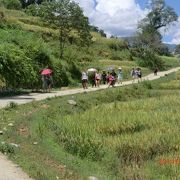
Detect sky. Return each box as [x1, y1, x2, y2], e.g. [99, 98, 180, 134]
[74, 0, 180, 44]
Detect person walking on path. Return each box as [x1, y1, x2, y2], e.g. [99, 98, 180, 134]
[117, 67, 123, 84]
[131, 68, 136, 83]
[82, 71, 88, 89]
[41, 75, 47, 92]
[106, 72, 110, 84]
[137, 68, 142, 82]
[90, 71, 96, 88]
[41, 68, 53, 93]
[108, 73, 116, 88]
[111, 69, 117, 84]
[101, 71, 107, 84]
[45, 74, 53, 93]
[95, 71, 101, 87]
[154, 68, 158, 76]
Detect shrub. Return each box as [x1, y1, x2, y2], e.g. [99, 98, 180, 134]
[137, 49, 165, 70]
[108, 39, 127, 51]
[5, 101, 18, 110]
[0, 75, 5, 88]
[0, 143, 15, 154]
[0, 44, 37, 88]
[25, 4, 39, 16]
[0, 0, 21, 10]
[52, 61, 69, 87]
[110, 51, 123, 60]
[0, 29, 55, 88]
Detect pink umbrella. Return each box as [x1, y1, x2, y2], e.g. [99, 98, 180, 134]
[41, 68, 52, 75]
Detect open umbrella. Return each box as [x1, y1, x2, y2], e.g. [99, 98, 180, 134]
[41, 68, 52, 75]
[107, 66, 114, 71]
[87, 68, 97, 72]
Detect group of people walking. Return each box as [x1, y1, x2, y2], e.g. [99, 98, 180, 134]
[130, 68, 142, 82]
[82, 67, 123, 89]
[40, 66, 158, 91]
[82, 67, 145, 89]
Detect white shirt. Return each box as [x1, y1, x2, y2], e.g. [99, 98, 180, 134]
[82, 72, 88, 80]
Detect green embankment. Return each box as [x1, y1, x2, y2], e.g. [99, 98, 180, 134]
[0, 71, 180, 179]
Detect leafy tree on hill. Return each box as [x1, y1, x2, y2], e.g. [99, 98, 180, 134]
[139, 0, 178, 31]
[134, 0, 178, 69]
[38, 0, 92, 59]
[137, 0, 178, 52]
[99, 29, 107, 37]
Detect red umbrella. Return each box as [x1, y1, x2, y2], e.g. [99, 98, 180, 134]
[41, 68, 52, 75]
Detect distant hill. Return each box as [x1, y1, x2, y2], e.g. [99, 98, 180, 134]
[121, 36, 177, 53]
[164, 43, 177, 53]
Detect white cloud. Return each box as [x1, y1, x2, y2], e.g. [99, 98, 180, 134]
[168, 18, 180, 44]
[74, 0, 148, 37]
[162, 17, 180, 44]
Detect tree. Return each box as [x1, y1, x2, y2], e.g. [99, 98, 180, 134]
[132, 0, 177, 69]
[135, 0, 178, 54]
[99, 29, 107, 37]
[175, 44, 180, 55]
[90, 25, 99, 32]
[134, 25, 162, 50]
[139, 0, 178, 31]
[38, 0, 92, 59]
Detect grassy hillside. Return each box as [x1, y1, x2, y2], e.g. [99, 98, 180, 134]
[0, 71, 180, 179]
[0, 7, 136, 89]
[1, 7, 179, 91]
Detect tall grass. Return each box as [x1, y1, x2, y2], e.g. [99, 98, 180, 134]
[1, 72, 180, 179]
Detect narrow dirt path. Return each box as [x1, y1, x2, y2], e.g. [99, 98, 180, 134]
[0, 67, 180, 109]
[0, 153, 33, 180]
[0, 67, 179, 180]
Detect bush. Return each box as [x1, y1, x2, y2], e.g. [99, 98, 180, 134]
[0, 44, 37, 88]
[0, 143, 15, 154]
[0, 75, 5, 88]
[108, 39, 127, 51]
[137, 49, 165, 70]
[110, 51, 123, 60]
[52, 61, 69, 87]
[25, 4, 39, 16]
[0, 0, 21, 10]
[0, 29, 55, 89]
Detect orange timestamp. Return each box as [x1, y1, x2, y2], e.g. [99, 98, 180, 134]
[159, 159, 180, 165]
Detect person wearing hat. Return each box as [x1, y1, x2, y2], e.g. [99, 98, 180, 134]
[117, 67, 123, 84]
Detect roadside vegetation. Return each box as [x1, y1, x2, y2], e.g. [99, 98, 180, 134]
[0, 71, 180, 179]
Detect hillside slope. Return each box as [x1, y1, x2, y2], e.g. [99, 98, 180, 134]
[0, 7, 139, 90]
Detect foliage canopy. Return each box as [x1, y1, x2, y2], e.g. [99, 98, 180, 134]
[35, 0, 92, 59]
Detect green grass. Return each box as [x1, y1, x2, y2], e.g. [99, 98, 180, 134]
[162, 56, 180, 68]
[0, 71, 180, 179]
